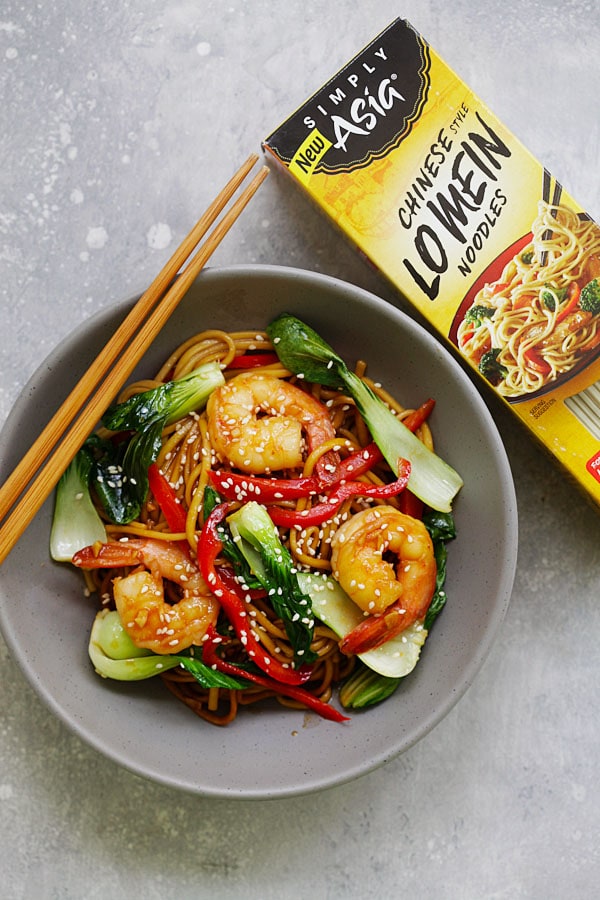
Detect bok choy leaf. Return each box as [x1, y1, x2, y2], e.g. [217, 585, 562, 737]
[89, 609, 248, 689]
[266, 314, 463, 513]
[91, 362, 224, 525]
[227, 501, 318, 665]
[50, 441, 107, 561]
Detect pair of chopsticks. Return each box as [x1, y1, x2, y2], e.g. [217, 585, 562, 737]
[0, 153, 268, 565]
[539, 168, 563, 267]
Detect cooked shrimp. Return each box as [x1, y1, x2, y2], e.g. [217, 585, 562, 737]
[72, 539, 219, 654]
[330, 506, 436, 655]
[207, 371, 338, 477]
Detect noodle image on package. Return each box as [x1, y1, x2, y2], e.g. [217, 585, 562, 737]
[454, 197, 600, 400]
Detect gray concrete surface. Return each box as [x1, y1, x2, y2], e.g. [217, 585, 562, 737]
[1, 2, 599, 897]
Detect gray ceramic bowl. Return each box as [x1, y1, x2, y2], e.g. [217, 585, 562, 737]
[0, 265, 517, 798]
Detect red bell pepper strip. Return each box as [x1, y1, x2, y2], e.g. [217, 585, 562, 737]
[202, 625, 349, 723]
[209, 469, 319, 502]
[555, 281, 581, 325]
[267, 459, 411, 528]
[524, 348, 551, 375]
[148, 463, 188, 533]
[458, 324, 474, 348]
[208, 441, 384, 503]
[197, 502, 312, 686]
[399, 489, 424, 519]
[227, 352, 280, 369]
[217, 562, 267, 603]
[402, 398, 435, 433]
[340, 441, 384, 477]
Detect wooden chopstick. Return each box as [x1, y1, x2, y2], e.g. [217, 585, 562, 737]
[0, 157, 268, 565]
[540, 169, 562, 267]
[0, 152, 259, 525]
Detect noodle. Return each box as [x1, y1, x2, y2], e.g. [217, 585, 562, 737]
[82, 328, 430, 726]
[457, 201, 600, 397]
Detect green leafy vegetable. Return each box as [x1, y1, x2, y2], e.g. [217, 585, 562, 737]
[88, 610, 179, 680]
[422, 508, 457, 543]
[298, 571, 428, 678]
[464, 304, 495, 327]
[176, 654, 249, 690]
[202, 487, 262, 591]
[227, 501, 318, 664]
[101, 363, 223, 432]
[88, 609, 247, 688]
[266, 314, 463, 513]
[478, 348, 508, 386]
[541, 284, 568, 311]
[339, 663, 402, 709]
[423, 509, 456, 630]
[50, 442, 107, 561]
[579, 278, 600, 315]
[91, 362, 224, 525]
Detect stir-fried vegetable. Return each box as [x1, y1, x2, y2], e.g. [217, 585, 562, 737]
[209, 440, 384, 503]
[201, 625, 349, 723]
[422, 509, 456, 630]
[50, 442, 107, 561]
[298, 571, 428, 679]
[339, 664, 402, 709]
[266, 461, 410, 528]
[580, 278, 600, 314]
[464, 304, 496, 328]
[89, 609, 248, 688]
[91, 362, 224, 525]
[88, 609, 348, 722]
[479, 347, 508, 386]
[266, 314, 463, 512]
[198, 500, 312, 685]
[147, 462, 188, 534]
[227, 501, 318, 665]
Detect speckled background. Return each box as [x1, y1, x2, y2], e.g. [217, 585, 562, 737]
[1, 1, 599, 897]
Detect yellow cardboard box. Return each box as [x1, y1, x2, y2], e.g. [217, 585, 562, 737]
[263, 18, 600, 507]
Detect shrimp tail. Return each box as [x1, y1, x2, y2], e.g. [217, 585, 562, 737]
[340, 605, 419, 655]
[72, 540, 144, 569]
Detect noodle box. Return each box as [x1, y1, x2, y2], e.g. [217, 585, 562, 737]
[263, 18, 600, 509]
